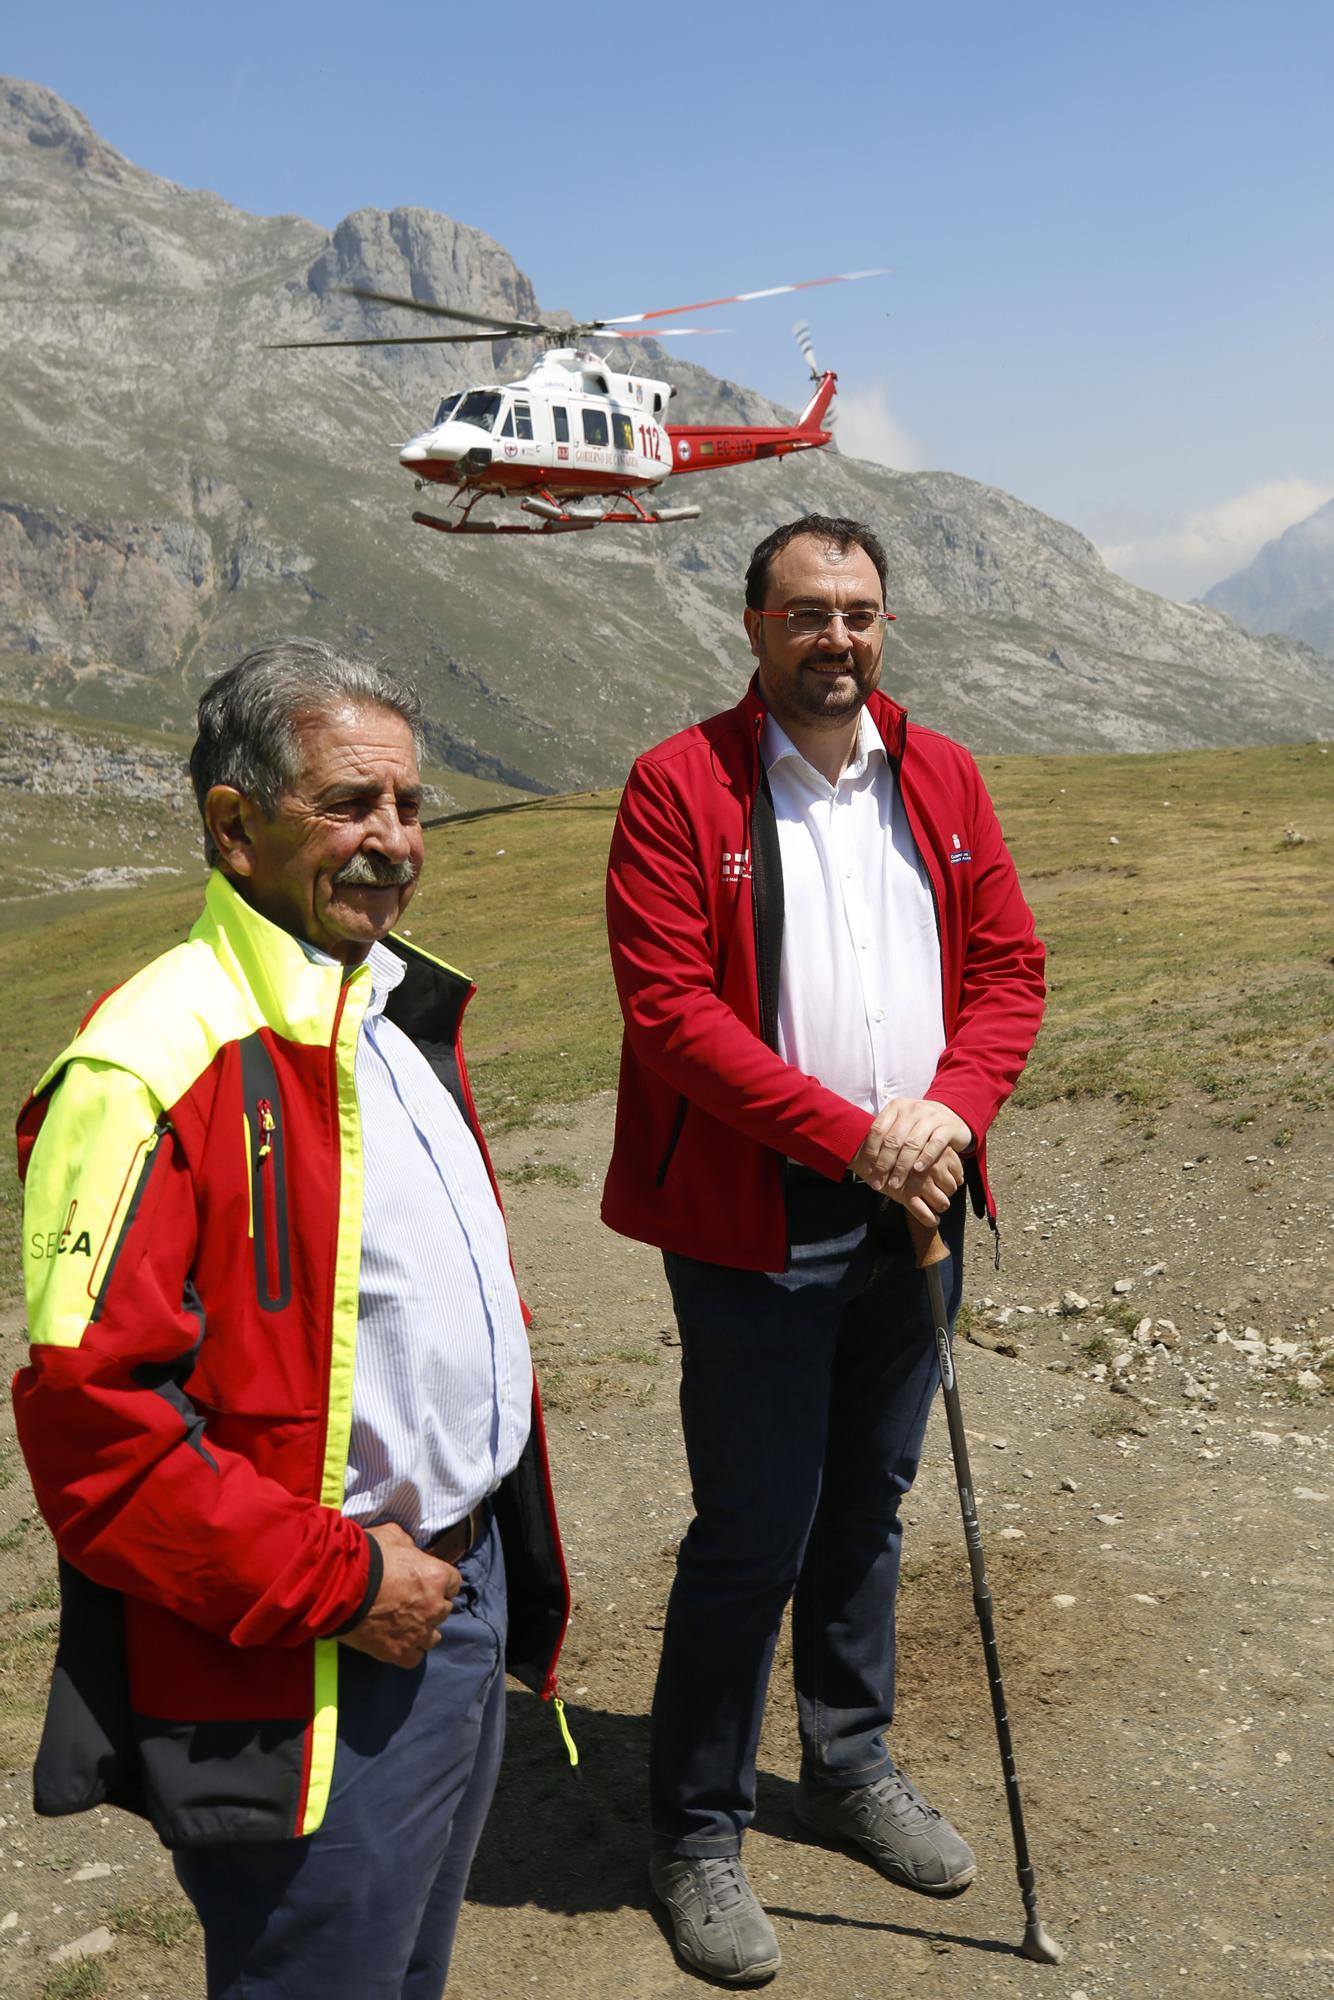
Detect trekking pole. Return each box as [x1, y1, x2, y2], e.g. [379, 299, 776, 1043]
[907, 1215, 1064, 1965]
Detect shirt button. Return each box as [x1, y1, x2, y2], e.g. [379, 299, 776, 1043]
[874, 1008, 885, 1023]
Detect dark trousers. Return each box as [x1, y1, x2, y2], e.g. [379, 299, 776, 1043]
[175, 1517, 507, 1999]
[650, 1178, 964, 1855]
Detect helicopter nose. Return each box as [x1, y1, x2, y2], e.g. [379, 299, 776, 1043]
[399, 440, 430, 465]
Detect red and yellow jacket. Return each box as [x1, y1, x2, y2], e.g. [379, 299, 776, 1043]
[14, 872, 568, 1848]
[602, 683, 1046, 1270]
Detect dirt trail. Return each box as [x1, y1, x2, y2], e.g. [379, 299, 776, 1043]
[2, 1092, 1330, 1999]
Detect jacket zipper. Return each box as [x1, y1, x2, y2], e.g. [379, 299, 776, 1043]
[255, 1099, 282, 1305]
[89, 1115, 170, 1322]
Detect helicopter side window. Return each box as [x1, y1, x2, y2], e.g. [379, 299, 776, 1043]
[612, 412, 634, 452]
[433, 393, 462, 426]
[552, 406, 570, 444]
[582, 409, 610, 447]
[454, 390, 503, 432]
[513, 401, 534, 441]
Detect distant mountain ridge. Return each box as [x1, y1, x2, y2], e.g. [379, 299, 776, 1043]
[2, 74, 1331, 789]
[1203, 499, 1334, 657]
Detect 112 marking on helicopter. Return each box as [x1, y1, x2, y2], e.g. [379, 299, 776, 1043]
[268, 269, 886, 536]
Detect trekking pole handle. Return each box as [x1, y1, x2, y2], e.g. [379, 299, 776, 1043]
[907, 1215, 951, 1271]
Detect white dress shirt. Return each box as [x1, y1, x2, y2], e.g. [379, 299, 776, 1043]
[763, 707, 945, 1113]
[339, 942, 531, 1542]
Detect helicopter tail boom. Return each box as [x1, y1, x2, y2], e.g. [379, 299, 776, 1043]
[665, 370, 836, 478]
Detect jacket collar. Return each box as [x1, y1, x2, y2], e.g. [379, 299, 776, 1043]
[195, 870, 372, 1047]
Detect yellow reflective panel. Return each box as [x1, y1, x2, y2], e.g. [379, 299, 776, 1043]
[23, 1062, 163, 1349]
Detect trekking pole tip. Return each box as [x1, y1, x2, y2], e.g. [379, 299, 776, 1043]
[1019, 1918, 1064, 1964]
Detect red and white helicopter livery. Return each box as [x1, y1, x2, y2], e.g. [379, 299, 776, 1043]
[271, 270, 884, 535]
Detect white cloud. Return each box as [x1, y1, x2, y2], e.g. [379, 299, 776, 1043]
[1099, 477, 1334, 601]
[833, 382, 927, 473]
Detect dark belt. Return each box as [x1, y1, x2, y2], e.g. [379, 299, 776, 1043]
[424, 1498, 490, 1566]
[787, 1162, 860, 1188]
[785, 1164, 913, 1253]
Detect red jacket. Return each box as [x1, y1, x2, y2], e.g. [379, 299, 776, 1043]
[14, 874, 568, 1847]
[602, 683, 1045, 1270]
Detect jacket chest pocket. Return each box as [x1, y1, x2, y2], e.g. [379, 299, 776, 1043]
[240, 1036, 292, 1314]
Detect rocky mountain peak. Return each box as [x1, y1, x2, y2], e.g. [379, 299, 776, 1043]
[1203, 498, 1334, 655]
[307, 206, 539, 323]
[2, 74, 129, 184]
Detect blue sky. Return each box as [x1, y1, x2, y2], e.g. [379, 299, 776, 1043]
[8, 0, 1332, 598]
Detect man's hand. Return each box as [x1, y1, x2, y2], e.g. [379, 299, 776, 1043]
[338, 1523, 461, 1669]
[851, 1098, 973, 1223]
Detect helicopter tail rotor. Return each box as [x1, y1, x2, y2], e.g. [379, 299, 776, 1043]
[794, 321, 837, 436]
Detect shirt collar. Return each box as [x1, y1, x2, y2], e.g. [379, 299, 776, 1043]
[295, 935, 406, 1019]
[761, 704, 887, 790]
[364, 941, 407, 1020]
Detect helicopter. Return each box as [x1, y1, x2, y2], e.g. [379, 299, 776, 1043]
[268, 270, 885, 535]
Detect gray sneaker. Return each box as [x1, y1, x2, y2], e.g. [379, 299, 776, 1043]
[794, 1764, 976, 1896]
[649, 1850, 782, 1986]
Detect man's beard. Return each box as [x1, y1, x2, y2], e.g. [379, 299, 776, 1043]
[789, 650, 874, 720]
[332, 853, 418, 888]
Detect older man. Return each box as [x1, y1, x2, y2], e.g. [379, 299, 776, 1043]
[603, 515, 1045, 1985]
[14, 638, 568, 1999]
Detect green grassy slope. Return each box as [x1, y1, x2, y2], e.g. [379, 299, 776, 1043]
[2, 744, 1329, 1304]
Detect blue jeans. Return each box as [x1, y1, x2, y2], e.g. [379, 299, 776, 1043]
[651, 1178, 964, 1855]
[175, 1517, 507, 1998]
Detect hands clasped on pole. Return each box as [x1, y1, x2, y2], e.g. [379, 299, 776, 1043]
[851, 1095, 972, 1225]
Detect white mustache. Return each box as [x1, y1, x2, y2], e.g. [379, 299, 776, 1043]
[333, 854, 417, 887]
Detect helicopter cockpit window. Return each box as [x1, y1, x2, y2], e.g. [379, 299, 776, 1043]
[552, 406, 570, 444]
[433, 393, 462, 427]
[453, 390, 503, 433]
[582, 409, 610, 447]
[513, 401, 534, 441]
[612, 412, 634, 452]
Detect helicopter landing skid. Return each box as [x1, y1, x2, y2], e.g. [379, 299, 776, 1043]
[412, 489, 701, 535]
[413, 509, 598, 535]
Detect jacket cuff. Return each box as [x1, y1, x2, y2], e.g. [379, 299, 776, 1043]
[326, 1529, 383, 1637]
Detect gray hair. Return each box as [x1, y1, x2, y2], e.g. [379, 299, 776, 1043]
[190, 638, 424, 865]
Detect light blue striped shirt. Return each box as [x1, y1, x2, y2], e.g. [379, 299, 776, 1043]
[339, 942, 531, 1543]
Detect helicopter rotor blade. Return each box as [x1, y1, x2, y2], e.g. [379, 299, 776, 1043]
[270, 267, 884, 361]
[599, 327, 731, 340]
[594, 266, 889, 330]
[262, 330, 533, 350]
[335, 285, 552, 336]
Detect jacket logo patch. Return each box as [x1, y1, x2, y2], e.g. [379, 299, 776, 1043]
[31, 1198, 93, 1259]
[949, 833, 972, 865]
[720, 848, 752, 883]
